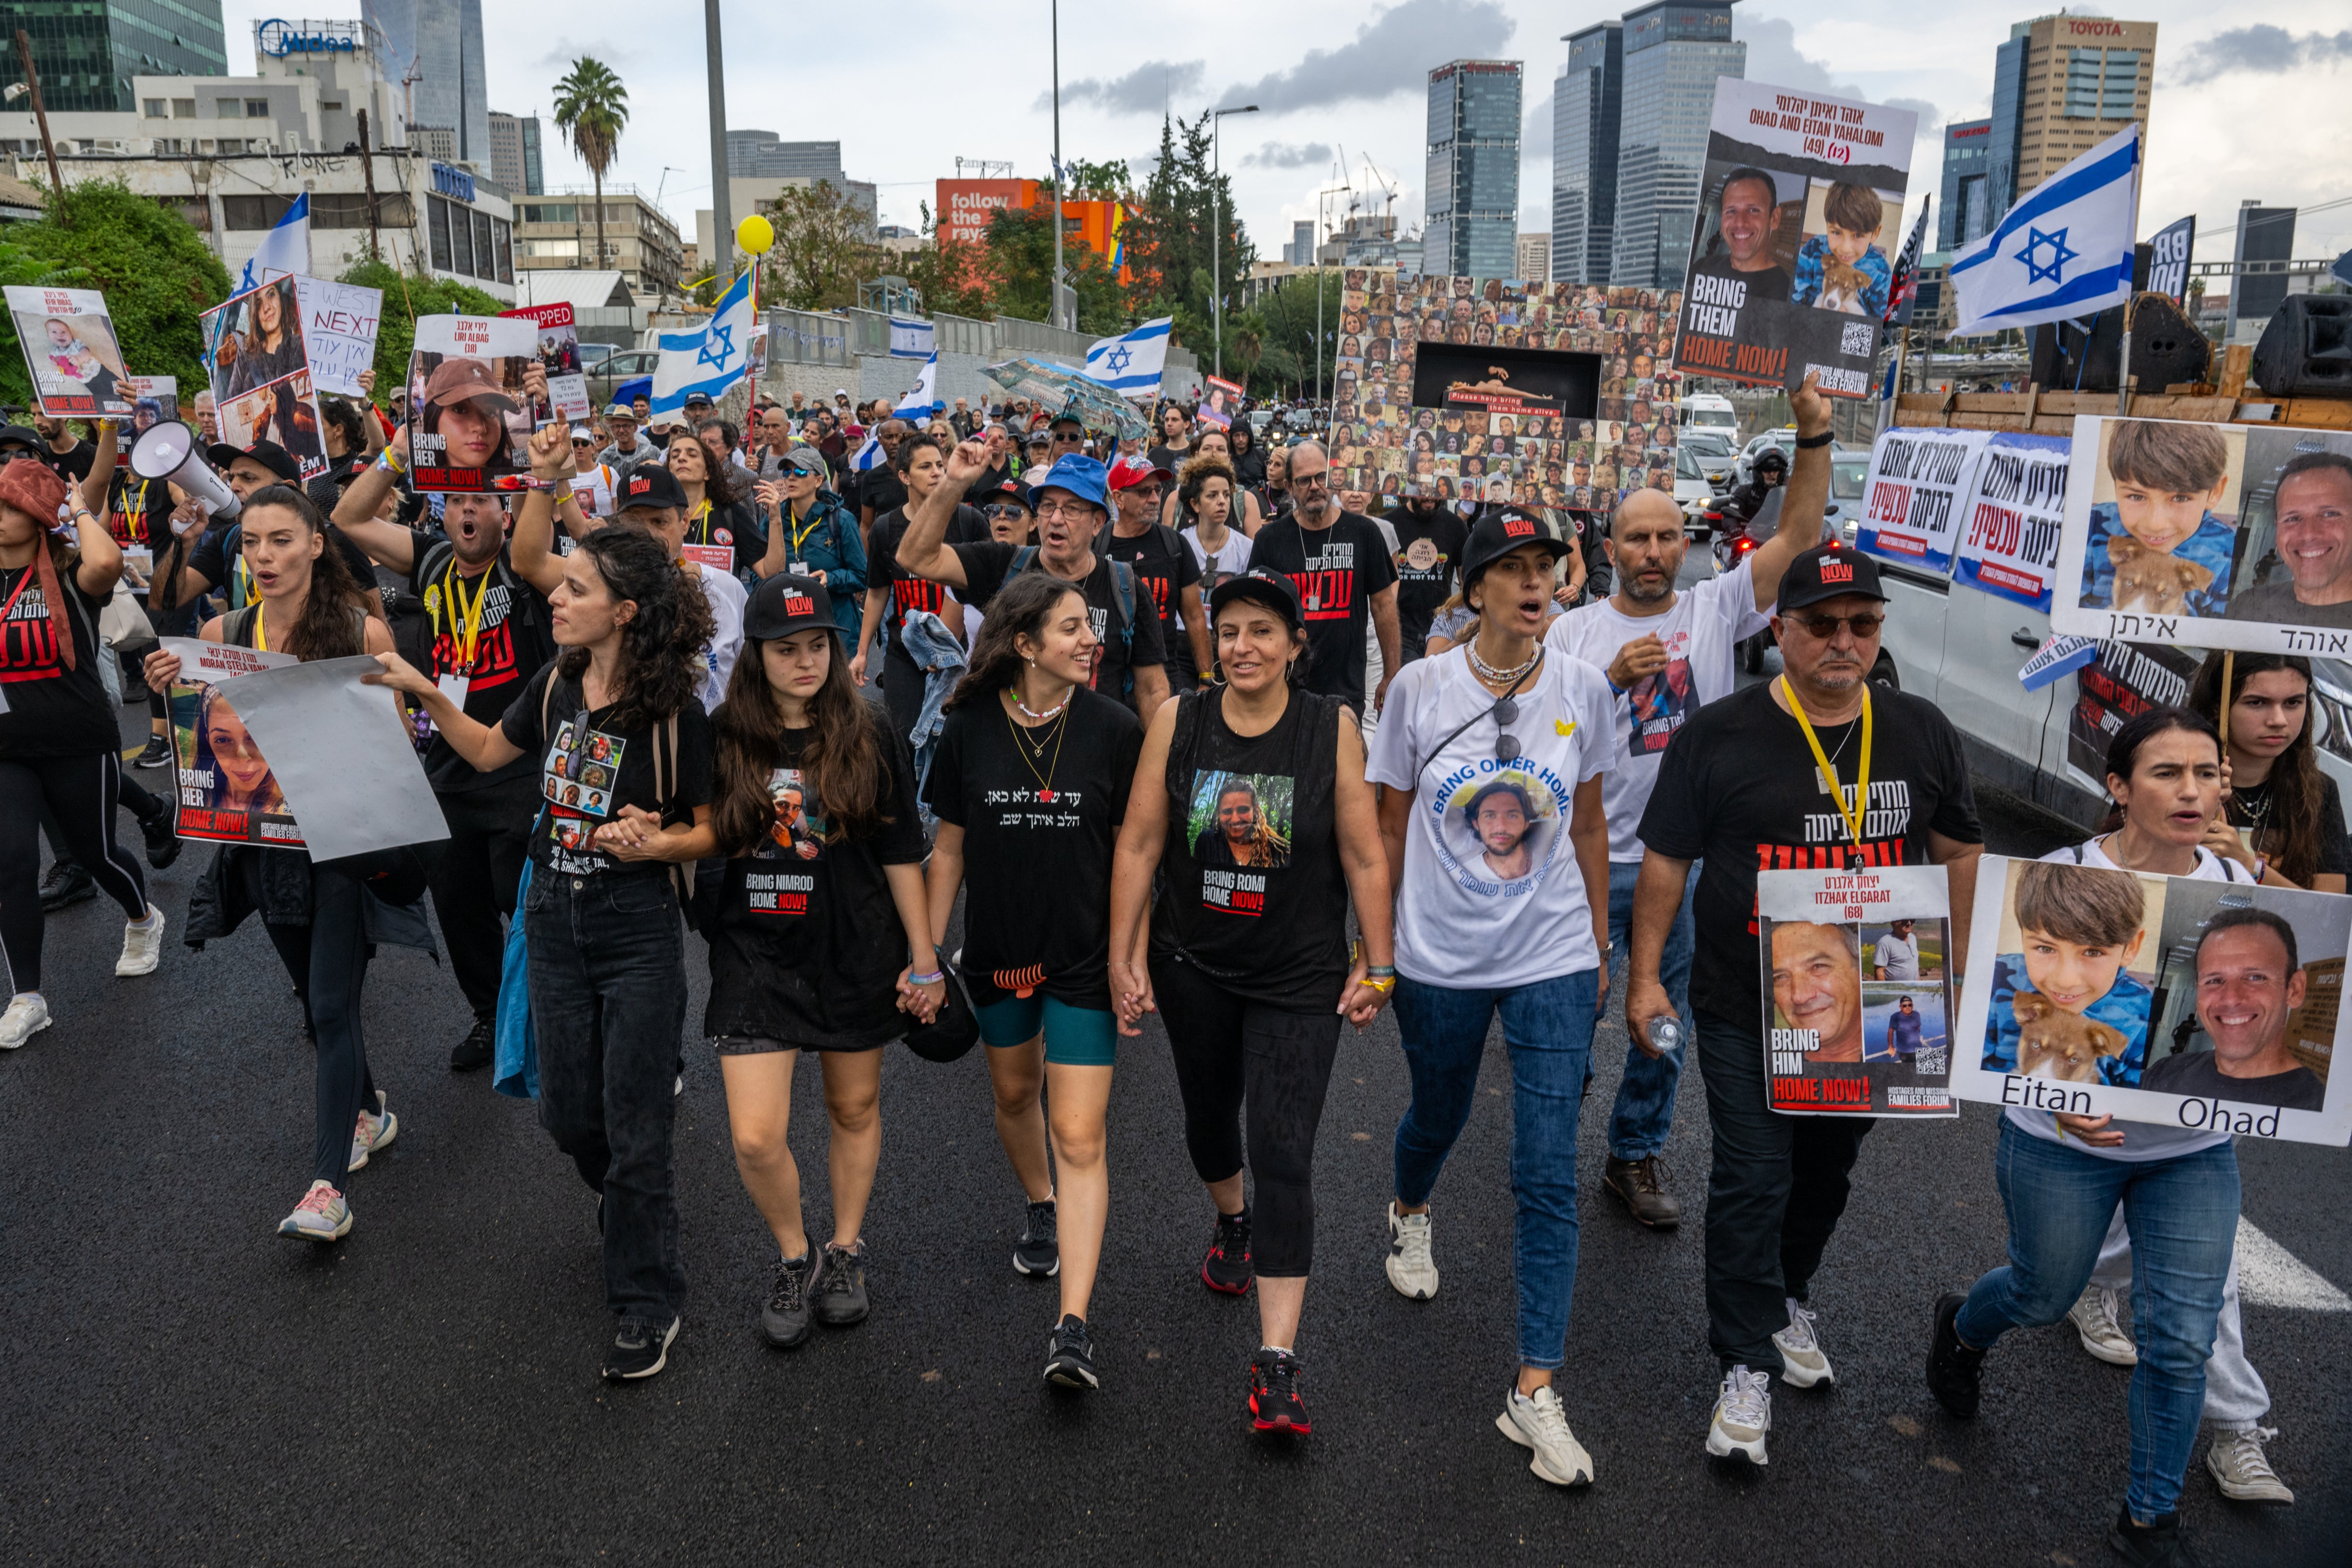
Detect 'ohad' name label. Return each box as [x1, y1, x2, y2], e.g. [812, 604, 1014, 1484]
[746, 871, 815, 915]
[1770, 1028, 1819, 1074]
[1999, 1076, 2289, 1137]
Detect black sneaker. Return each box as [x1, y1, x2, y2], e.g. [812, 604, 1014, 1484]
[813, 1241, 870, 1327]
[1247, 1348, 1310, 1435]
[1201, 1206, 1254, 1295]
[449, 1016, 494, 1073]
[1014, 1198, 1059, 1277]
[2108, 1506, 2199, 1568]
[133, 734, 171, 769]
[1043, 1313, 1098, 1390]
[1926, 1291, 1986, 1418]
[137, 803, 180, 870]
[602, 1314, 679, 1380]
[760, 1254, 815, 1349]
[40, 862, 95, 911]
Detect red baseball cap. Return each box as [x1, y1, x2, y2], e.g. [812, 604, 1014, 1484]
[1106, 456, 1174, 492]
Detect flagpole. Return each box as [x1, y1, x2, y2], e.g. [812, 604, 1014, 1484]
[1051, 0, 1065, 333]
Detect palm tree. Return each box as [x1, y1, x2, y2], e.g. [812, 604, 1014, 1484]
[552, 58, 628, 274]
[1231, 311, 1265, 387]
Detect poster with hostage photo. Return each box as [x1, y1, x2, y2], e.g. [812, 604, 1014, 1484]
[1952, 855, 2352, 1147]
[1428, 764, 1569, 899]
[540, 717, 627, 875]
[201, 276, 329, 480]
[1757, 864, 1955, 1117]
[1186, 769, 1294, 916]
[4, 284, 133, 419]
[161, 638, 305, 848]
[406, 314, 536, 493]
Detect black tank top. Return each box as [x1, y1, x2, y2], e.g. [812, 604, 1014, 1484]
[1152, 685, 1350, 1006]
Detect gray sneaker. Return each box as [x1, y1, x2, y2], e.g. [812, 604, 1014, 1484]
[1014, 1199, 1059, 1277]
[813, 1240, 870, 1327]
[760, 1253, 816, 1348]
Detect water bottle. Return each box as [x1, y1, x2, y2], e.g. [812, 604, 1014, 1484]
[1646, 1016, 1683, 1054]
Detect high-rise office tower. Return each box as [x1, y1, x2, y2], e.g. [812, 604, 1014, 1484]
[1551, 20, 1622, 284]
[1984, 14, 2156, 216]
[363, 0, 489, 164]
[1288, 219, 1314, 266]
[1938, 118, 1993, 251]
[489, 112, 543, 196]
[0, 0, 228, 113]
[1610, 0, 1743, 290]
[1423, 59, 1521, 279]
[1515, 232, 1551, 282]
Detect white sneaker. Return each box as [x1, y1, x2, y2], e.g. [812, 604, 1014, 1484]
[115, 906, 166, 977]
[1772, 1297, 1834, 1387]
[2068, 1283, 2138, 1366]
[347, 1091, 398, 1172]
[1496, 1385, 1594, 1486]
[2207, 1425, 2293, 1504]
[0, 992, 51, 1049]
[278, 1180, 352, 1242]
[1706, 1365, 1772, 1464]
[1385, 1201, 1438, 1300]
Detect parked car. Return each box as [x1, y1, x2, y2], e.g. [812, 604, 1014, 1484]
[584, 348, 661, 414]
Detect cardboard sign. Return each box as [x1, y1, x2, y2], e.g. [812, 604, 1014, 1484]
[163, 637, 305, 848]
[213, 653, 448, 861]
[2064, 639, 2196, 785]
[405, 315, 536, 493]
[6, 285, 135, 419]
[1758, 864, 1956, 1118]
[1954, 431, 2072, 611]
[501, 301, 591, 423]
[202, 276, 329, 482]
[1855, 427, 1987, 573]
[1671, 79, 1919, 399]
[294, 277, 383, 397]
[1953, 855, 2352, 1147]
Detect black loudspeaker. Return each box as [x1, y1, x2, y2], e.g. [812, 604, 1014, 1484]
[2028, 293, 2210, 394]
[2250, 296, 2352, 398]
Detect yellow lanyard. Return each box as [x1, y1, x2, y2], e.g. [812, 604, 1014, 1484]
[1779, 675, 1873, 858]
[253, 605, 269, 652]
[442, 559, 491, 669]
[788, 503, 824, 559]
[686, 498, 714, 543]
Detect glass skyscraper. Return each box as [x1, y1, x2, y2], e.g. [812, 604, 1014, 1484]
[1609, 0, 1742, 290]
[1551, 20, 1621, 283]
[0, 0, 227, 113]
[362, 0, 489, 164]
[1422, 59, 1521, 280]
[1937, 118, 1993, 251]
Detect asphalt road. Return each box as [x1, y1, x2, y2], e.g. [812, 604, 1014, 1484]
[4, 638, 2348, 1568]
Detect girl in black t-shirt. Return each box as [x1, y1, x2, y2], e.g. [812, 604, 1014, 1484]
[375, 523, 718, 1381]
[702, 575, 942, 1349]
[0, 457, 158, 1051]
[921, 571, 1142, 1394]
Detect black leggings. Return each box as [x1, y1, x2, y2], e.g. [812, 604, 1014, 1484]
[252, 859, 378, 1190]
[0, 751, 148, 993]
[1151, 955, 1343, 1278]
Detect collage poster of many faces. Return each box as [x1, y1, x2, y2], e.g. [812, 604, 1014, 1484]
[1953, 855, 2352, 1146]
[2052, 415, 2352, 655]
[1326, 270, 1679, 514]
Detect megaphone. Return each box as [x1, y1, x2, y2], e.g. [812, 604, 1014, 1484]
[130, 419, 239, 523]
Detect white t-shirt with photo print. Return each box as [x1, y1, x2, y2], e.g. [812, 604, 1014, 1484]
[1365, 644, 1614, 990]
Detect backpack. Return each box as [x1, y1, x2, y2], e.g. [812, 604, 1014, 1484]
[1010, 544, 1139, 699]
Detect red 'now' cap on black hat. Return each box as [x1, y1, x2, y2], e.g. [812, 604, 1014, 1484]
[1776, 543, 1886, 612]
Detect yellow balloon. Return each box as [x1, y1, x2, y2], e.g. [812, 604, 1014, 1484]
[736, 214, 775, 255]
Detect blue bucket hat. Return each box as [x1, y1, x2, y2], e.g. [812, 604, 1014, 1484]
[1025, 453, 1109, 512]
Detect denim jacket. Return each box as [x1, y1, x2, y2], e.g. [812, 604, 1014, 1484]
[899, 608, 968, 821]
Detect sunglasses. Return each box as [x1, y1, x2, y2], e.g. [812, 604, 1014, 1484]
[785, 464, 821, 479]
[1490, 696, 1523, 761]
[984, 502, 1028, 519]
[1786, 611, 1885, 639]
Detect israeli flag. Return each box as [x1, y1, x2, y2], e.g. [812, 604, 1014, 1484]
[648, 268, 755, 419]
[893, 351, 939, 421]
[237, 191, 311, 292]
[1082, 316, 1172, 394]
[1948, 124, 2139, 337]
[850, 432, 885, 472]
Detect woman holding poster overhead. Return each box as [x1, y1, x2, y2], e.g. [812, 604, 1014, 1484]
[0, 458, 160, 1050]
[141, 486, 406, 1246]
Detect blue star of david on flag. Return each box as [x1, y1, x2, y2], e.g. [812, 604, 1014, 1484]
[1105, 345, 1133, 374]
[2018, 226, 2077, 287]
[697, 321, 736, 371]
[1082, 317, 1173, 394]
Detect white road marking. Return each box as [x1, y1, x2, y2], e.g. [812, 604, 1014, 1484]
[2237, 1218, 2351, 1312]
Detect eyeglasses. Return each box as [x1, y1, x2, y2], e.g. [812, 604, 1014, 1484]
[1050, 431, 1085, 445]
[984, 503, 1027, 519]
[784, 463, 820, 479]
[1290, 471, 1330, 489]
[1786, 611, 1885, 640]
[1035, 501, 1097, 522]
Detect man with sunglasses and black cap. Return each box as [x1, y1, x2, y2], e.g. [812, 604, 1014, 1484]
[1250, 441, 1400, 713]
[1628, 539, 1982, 1471]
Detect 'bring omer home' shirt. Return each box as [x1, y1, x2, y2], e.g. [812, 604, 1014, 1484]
[1249, 509, 1398, 704]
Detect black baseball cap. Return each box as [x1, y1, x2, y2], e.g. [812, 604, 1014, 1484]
[0, 424, 40, 454]
[207, 440, 301, 483]
[1207, 567, 1303, 631]
[744, 573, 838, 639]
[1777, 543, 1887, 612]
[617, 464, 688, 513]
[980, 478, 1030, 510]
[1459, 507, 1571, 588]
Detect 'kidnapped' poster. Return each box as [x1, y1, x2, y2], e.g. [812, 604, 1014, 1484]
[1672, 79, 1918, 398]
[5, 285, 134, 419]
[406, 314, 536, 493]
[1758, 863, 1955, 1117]
[162, 637, 304, 849]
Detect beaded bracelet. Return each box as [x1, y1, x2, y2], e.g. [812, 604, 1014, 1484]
[907, 968, 945, 986]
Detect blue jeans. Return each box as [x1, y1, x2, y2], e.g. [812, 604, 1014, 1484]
[1392, 969, 1598, 1371]
[525, 869, 691, 1326]
[1956, 1119, 2240, 1521]
[1606, 857, 1696, 1160]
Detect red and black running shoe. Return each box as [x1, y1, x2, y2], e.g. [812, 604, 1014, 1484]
[1201, 1207, 1253, 1295]
[1248, 1348, 1310, 1435]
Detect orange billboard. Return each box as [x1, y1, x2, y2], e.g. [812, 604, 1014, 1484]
[937, 179, 1039, 246]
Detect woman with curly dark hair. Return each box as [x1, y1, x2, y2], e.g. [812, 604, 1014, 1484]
[698, 574, 940, 1351]
[374, 521, 719, 1382]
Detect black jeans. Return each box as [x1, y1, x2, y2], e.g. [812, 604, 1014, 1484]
[1695, 1010, 1873, 1373]
[254, 860, 378, 1191]
[525, 867, 689, 1323]
[0, 751, 148, 992]
[425, 776, 537, 1021]
[1151, 954, 1343, 1278]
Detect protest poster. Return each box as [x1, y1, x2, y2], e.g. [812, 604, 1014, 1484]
[213, 654, 447, 861]
[1671, 79, 1919, 399]
[1953, 855, 2352, 1148]
[405, 314, 535, 494]
[1197, 376, 1244, 431]
[1953, 431, 2072, 610]
[501, 301, 590, 423]
[122, 375, 177, 434]
[1758, 864, 1956, 1117]
[5, 285, 133, 419]
[2063, 638, 2196, 786]
[1854, 427, 1987, 573]
[161, 637, 305, 849]
[202, 275, 329, 482]
[294, 277, 383, 397]
[2052, 416, 2352, 656]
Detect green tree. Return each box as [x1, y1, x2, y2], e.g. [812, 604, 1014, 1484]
[981, 205, 1129, 333]
[758, 182, 886, 312]
[335, 257, 511, 396]
[899, 199, 996, 322]
[0, 179, 230, 411]
[552, 59, 628, 277]
[1251, 270, 1343, 397]
[1058, 158, 1134, 201]
[1121, 113, 1253, 350]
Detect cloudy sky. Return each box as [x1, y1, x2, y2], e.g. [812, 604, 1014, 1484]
[230, 0, 2352, 268]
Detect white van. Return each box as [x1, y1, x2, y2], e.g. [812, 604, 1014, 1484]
[1677, 394, 1737, 433]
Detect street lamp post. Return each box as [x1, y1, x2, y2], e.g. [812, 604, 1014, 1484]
[704, 0, 730, 281]
[1210, 104, 1258, 380]
[1313, 179, 1347, 406]
[1051, 0, 1064, 331]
